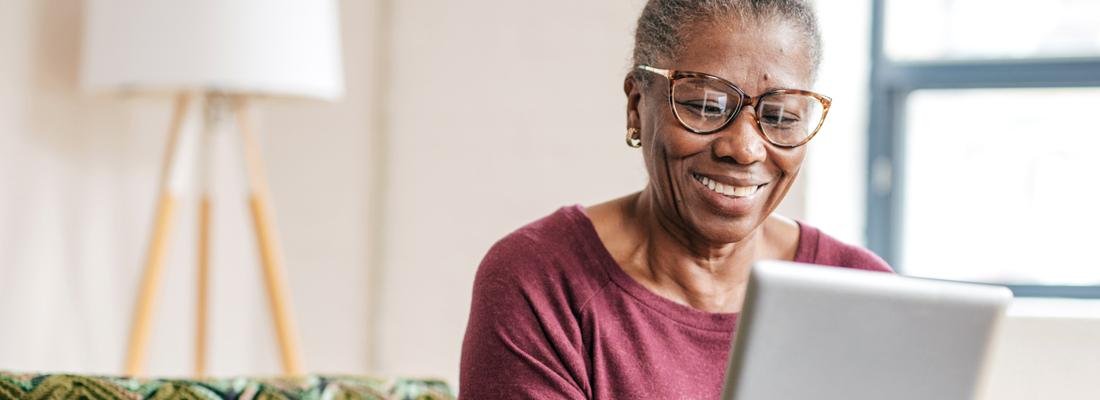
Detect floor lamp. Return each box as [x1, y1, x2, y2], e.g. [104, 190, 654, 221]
[81, 0, 344, 377]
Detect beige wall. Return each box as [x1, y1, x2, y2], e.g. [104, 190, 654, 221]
[374, 0, 645, 382]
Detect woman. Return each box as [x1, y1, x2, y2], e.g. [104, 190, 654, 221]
[460, 0, 891, 398]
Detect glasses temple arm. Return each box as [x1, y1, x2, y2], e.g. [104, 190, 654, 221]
[635, 65, 672, 78]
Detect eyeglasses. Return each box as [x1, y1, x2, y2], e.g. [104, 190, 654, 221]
[636, 65, 832, 148]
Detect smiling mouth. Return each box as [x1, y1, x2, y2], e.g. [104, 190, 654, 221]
[692, 173, 767, 198]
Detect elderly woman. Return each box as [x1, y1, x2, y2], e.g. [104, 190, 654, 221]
[459, 0, 891, 398]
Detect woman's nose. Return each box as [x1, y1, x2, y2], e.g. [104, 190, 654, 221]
[712, 110, 767, 165]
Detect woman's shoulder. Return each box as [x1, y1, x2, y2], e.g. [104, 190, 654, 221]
[484, 205, 599, 265]
[476, 205, 613, 296]
[795, 221, 894, 273]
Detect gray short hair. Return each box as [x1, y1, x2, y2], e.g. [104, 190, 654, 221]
[632, 0, 823, 84]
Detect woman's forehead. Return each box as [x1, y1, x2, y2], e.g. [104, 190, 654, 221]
[672, 22, 813, 92]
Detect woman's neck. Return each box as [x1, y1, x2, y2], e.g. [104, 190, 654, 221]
[622, 190, 763, 313]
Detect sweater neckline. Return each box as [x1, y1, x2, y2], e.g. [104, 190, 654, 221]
[562, 204, 813, 332]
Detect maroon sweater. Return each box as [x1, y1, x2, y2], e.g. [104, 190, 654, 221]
[459, 206, 892, 399]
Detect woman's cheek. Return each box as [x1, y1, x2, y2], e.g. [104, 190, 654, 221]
[777, 149, 807, 178]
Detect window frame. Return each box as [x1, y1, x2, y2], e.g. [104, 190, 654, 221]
[866, 0, 1100, 298]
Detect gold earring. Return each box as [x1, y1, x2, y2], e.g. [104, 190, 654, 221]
[626, 127, 641, 148]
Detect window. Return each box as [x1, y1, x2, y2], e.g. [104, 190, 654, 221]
[884, 0, 1100, 61]
[867, 0, 1100, 297]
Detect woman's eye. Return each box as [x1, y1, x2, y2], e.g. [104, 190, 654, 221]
[761, 113, 800, 126]
[679, 101, 726, 116]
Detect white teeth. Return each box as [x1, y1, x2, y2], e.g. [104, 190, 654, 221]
[694, 173, 760, 197]
[732, 185, 758, 196]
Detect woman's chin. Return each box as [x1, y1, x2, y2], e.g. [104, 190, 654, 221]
[686, 214, 764, 245]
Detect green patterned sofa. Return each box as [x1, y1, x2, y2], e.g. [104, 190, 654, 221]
[0, 371, 453, 400]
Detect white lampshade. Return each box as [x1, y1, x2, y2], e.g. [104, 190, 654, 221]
[81, 0, 344, 100]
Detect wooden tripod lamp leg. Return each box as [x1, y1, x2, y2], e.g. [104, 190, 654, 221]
[195, 96, 217, 377]
[195, 194, 210, 377]
[233, 96, 304, 376]
[125, 94, 194, 376]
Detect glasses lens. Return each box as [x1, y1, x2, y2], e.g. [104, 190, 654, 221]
[757, 93, 826, 146]
[671, 77, 742, 133]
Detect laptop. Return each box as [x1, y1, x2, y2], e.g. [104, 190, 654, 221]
[720, 260, 1013, 400]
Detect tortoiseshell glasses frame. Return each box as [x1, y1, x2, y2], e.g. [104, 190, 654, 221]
[635, 65, 832, 148]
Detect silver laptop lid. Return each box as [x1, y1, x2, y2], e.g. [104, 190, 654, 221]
[721, 260, 1013, 400]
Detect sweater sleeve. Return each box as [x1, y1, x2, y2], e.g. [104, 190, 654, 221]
[806, 226, 894, 273]
[459, 234, 590, 399]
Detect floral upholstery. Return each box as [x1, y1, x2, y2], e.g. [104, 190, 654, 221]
[0, 371, 453, 400]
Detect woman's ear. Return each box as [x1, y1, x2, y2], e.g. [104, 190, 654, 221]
[624, 73, 643, 130]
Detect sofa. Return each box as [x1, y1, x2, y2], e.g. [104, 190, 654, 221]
[0, 371, 453, 400]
